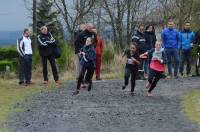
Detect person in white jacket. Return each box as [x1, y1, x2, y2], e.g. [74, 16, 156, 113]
[17, 28, 33, 85]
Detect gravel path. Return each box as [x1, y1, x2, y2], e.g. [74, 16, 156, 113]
[6, 77, 200, 132]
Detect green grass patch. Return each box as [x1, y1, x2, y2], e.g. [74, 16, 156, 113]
[182, 89, 200, 127]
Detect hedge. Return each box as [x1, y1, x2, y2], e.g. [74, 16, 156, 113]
[0, 47, 18, 60]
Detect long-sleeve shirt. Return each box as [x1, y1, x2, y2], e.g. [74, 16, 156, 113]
[17, 36, 32, 57]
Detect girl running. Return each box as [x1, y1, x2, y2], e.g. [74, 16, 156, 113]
[73, 37, 96, 95]
[140, 41, 167, 97]
[122, 43, 140, 95]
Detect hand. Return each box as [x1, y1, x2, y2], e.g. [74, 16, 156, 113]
[131, 57, 137, 62]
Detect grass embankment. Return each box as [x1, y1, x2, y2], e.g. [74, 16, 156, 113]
[182, 90, 200, 127]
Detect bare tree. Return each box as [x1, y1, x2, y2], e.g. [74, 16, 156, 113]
[53, 0, 96, 44]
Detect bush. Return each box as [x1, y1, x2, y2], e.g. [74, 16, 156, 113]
[0, 60, 13, 72]
[57, 44, 74, 71]
[0, 47, 18, 60]
[102, 43, 115, 71]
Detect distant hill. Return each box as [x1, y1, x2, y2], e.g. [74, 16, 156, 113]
[0, 31, 22, 46]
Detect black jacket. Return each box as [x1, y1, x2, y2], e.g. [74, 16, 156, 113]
[74, 30, 97, 54]
[37, 32, 56, 57]
[132, 31, 147, 53]
[145, 31, 157, 50]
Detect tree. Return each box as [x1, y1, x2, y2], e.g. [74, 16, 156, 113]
[53, 0, 96, 44]
[37, 0, 64, 42]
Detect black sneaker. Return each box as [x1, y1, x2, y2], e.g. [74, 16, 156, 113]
[19, 81, 24, 85]
[130, 92, 135, 96]
[72, 90, 79, 96]
[88, 84, 92, 91]
[122, 86, 126, 90]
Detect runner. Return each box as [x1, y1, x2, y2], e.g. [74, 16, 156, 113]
[73, 37, 96, 95]
[140, 41, 167, 97]
[122, 43, 140, 95]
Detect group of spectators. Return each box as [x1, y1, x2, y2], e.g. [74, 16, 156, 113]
[132, 20, 200, 80]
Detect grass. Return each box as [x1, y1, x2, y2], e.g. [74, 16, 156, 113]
[182, 89, 200, 127]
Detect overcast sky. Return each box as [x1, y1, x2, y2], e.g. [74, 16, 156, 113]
[0, 0, 31, 31]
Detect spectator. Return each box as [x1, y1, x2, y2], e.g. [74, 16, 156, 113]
[178, 22, 195, 77]
[161, 20, 179, 79]
[74, 24, 86, 80]
[37, 26, 60, 84]
[132, 24, 147, 80]
[144, 25, 157, 76]
[92, 27, 104, 80]
[17, 28, 33, 85]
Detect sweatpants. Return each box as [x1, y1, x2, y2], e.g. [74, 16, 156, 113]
[124, 67, 138, 92]
[179, 49, 191, 75]
[41, 55, 59, 81]
[77, 66, 95, 90]
[19, 55, 32, 83]
[148, 69, 163, 93]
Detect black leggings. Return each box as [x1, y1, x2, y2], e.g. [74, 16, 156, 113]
[124, 67, 138, 92]
[77, 66, 95, 90]
[148, 69, 163, 93]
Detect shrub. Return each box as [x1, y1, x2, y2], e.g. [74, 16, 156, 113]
[102, 43, 115, 71]
[0, 47, 18, 60]
[57, 44, 74, 71]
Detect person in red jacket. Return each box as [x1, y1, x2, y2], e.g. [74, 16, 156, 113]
[92, 28, 104, 80]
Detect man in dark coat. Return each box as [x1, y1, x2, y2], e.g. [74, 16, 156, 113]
[38, 25, 60, 84]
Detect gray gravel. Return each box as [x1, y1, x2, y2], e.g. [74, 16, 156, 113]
[6, 77, 200, 132]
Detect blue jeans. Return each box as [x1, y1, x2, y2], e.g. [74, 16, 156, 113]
[165, 48, 179, 76]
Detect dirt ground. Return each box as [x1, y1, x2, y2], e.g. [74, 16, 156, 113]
[5, 77, 200, 132]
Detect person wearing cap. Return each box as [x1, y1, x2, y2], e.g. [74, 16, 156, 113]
[37, 26, 60, 84]
[17, 28, 34, 85]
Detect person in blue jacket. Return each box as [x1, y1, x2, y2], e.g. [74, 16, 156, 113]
[73, 37, 96, 95]
[178, 22, 195, 77]
[161, 20, 179, 78]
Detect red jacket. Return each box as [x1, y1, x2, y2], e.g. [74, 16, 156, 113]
[96, 35, 104, 55]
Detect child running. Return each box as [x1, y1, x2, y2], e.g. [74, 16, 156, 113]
[122, 43, 140, 95]
[73, 37, 96, 95]
[140, 41, 167, 97]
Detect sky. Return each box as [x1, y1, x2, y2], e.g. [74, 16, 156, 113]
[0, 0, 31, 31]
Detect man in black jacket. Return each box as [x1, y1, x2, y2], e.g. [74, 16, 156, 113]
[38, 26, 60, 84]
[74, 24, 86, 79]
[74, 23, 97, 79]
[132, 24, 147, 79]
